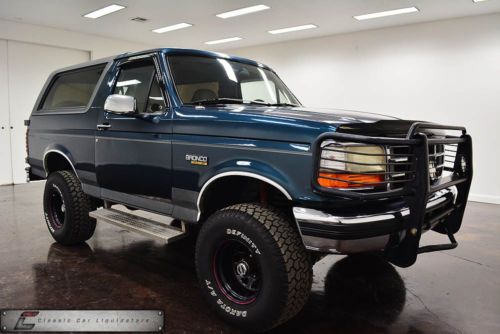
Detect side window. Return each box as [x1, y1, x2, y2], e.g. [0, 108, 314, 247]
[42, 65, 105, 110]
[146, 79, 167, 114]
[113, 60, 166, 114]
[278, 89, 294, 104]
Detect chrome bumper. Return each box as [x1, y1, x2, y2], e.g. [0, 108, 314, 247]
[294, 187, 457, 254]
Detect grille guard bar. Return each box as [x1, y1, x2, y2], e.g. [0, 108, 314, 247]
[311, 122, 473, 267]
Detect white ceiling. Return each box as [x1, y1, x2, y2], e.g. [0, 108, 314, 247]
[0, 0, 499, 50]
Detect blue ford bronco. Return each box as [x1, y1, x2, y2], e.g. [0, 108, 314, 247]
[26, 48, 472, 332]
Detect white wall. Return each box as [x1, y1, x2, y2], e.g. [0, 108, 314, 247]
[0, 18, 155, 59]
[5, 41, 90, 184]
[226, 13, 500, 204]
[0, 40, 12, 184]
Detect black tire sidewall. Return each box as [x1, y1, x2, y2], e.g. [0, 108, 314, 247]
[196, 209, 289, 331]
[43, 172, 79, 243]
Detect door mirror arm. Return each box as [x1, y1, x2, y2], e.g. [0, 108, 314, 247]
[137, 114, 161, 124]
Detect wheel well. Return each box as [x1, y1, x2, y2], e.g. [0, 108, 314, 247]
[44, 152, 74, 175]
[199, 176, 293, 221]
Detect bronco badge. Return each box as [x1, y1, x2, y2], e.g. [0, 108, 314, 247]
[186, 154, 208, 166]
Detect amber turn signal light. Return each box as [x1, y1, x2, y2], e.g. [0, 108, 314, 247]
[318, 172, 384, 188]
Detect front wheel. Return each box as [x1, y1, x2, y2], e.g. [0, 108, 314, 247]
[43, 170, 96, 245]
[195, 203, 312, 332]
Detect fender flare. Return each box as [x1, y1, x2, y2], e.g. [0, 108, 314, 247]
[42, 147, 78, 178]
[196, 170, 293, 221]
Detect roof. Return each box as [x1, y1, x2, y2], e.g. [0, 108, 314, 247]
[54, 48, 273, 74]
[120, 48, 272, 71]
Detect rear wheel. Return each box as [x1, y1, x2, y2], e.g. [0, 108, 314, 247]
[195, 203, 312, 332]
[43, 170, 96, 245]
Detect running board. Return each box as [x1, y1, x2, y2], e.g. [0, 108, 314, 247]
[89, 208, 186, 243]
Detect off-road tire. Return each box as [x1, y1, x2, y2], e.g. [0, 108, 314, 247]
[195, 203, 312, 332]
[43, 170, 96, 245]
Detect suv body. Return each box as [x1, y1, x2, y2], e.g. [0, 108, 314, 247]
[26, 48, 472, 331]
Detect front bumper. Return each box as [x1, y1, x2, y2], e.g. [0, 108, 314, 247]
[294, 187, 457, 254]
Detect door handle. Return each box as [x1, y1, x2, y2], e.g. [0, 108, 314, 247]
[97, 123, 112, 130]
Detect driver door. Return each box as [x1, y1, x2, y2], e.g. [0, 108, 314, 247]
[95, 54, 173, 213]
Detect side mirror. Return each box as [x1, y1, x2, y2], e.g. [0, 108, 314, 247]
[104, 94, 136, 115]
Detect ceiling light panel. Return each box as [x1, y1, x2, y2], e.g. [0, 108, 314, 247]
[354, 7, 419, 21]
[216, 5, 270, 18]
[83, 4, 125, 19]
[268, 24, 317, 34]
[205, 37, 243, 45]
[152, 23, 192, 33]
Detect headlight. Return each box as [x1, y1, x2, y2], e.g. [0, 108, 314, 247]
[318, 143, 386, 189]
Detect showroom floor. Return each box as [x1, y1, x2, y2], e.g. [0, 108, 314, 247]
[1, 182, 499, 333]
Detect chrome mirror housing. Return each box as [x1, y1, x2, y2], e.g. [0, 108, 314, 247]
[104, 94, 136, 115]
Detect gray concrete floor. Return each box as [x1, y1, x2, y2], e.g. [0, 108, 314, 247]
[1, 182, 499, 333]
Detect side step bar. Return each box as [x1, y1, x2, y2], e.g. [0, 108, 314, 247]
[89, 208, 186, 243]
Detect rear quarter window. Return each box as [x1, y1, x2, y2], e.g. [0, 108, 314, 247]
[41, 64, 105, 110]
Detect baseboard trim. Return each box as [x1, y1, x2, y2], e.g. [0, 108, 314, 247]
[468, 194, 500, 205]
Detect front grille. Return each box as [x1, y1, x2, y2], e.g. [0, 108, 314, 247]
[388, 144, 450, 189]
[387, 145, 413, 189]
[388, 143, 446, 190]
[428, 144, 445, 181]
[444, 143, 458, 171]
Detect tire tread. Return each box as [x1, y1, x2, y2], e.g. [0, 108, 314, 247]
[220, 203, 312, 328]
[44, 171, 96, 245]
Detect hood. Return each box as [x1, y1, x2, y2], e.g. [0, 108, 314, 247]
[221, 105, 398, 126]
[175, 104, 405, 145]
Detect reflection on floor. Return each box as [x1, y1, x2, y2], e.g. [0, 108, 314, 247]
[1, 182, 499, 333]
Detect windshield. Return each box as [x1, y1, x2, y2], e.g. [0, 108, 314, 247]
[167, 55, 301, 106]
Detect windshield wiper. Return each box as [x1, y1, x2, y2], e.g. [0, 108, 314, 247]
[189, 98, 269, 106]
[268, 102, 300, 107]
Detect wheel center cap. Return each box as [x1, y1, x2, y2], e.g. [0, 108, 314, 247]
[236, 261, 248, 276]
